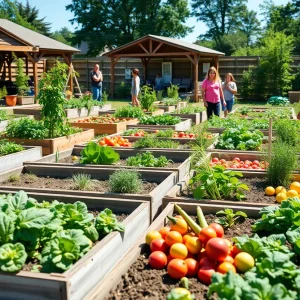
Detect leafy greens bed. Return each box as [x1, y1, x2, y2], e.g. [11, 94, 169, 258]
[0, 139, 24, 156]
[138, 115, 182, 125]
[0, 191, 125, 273]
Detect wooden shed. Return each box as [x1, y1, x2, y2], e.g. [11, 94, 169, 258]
[103, 35, 224, 102]
[0, 18, 80, 100]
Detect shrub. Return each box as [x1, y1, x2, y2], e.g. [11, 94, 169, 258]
[72, 173, 94, 190]
[114, 106, 144, 118]
[115, 82, 131, 98]
[109, 169, 142, 193]
[140, 86, 157, 112]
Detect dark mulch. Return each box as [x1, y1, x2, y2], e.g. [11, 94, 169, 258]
[22, 212, 128, 273]
[182, 177, 278, 204]
[107, 216, 256, 300]
[58, 156, 182, 168]
[2, 174, 157, 195]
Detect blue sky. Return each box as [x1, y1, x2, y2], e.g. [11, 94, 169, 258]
[19, 0, 290, 43]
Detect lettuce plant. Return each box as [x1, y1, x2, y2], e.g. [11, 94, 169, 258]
[0, 243, 27, 272]
[80, 142, 120, 165]
[96, 208, 125, 236]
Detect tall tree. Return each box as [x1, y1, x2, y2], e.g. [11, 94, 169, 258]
[191, 0, 247, 48]
[66, 0, 192, 56]
[51, 27, 74, 46]
[16, 0, 51, 36]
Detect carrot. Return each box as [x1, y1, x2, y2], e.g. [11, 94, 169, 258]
[174, 204, 201, 235]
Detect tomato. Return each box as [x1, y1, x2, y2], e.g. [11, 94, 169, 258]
[165, 231, 183, 247]
[197, 250, 207, 261]
[198, 267, 215, 285]
[167, 254, 174, 264]
[159, 226, 170, 239]
[170, 243, 188, 259]
[206, 238, 229, 262]
[252, 160, 260, 166]
[222, 255, 234, 264]
[199, 257, 216, 269]
[145, 230, 162, 245]
[230, 245, 242, 258]
[199, 227, 217, 245]
[208, 223, 224, 238]
[234, 252, 255, 273]
[212, 157, 219, 163]
[150, 238, 169, 253]
[182, 232, 196, 244]
[189, 134, 195, 138]
[217, 262, 236, 274]
[167, 259, 188, 279]
[179, 132, 185, 137]
[148, 251, 167, 269]
[169, 217, 188, 235]
[233, 157, 240, 162]
[185, 258, 199, 277]
[154, 130, 159, 133]
[185, 237, 202, 255]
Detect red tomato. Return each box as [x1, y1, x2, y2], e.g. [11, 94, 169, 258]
[243, 164, 249, 168]
[230, 245, 242, 258]
[212, 157, 219, 163]
[198, 267, 215, 285]
[233, 157, 240, 162]
[208, 223, 224, 238]
[167, 254, 174, 264]
[206, 238, 229, 262]
[199, 227, 217, 245]
[148, 251, 167, 269]
[185, 258, 199, 277]
[253, 160, 260, 166]
[197, 250, 207, 261]
[220, 159, 226, 163]
[179, 132, 185, 137]
[199, 257, 216, 269]
[217, 262, 236, 274]
[150, 238, 169, 253]
[167, 259, 188, 279]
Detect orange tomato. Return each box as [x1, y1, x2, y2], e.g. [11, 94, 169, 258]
[167, 259, 188, 279]
[222, 255, 234, 264]
[170, 243, 188, 259]
[159, 227, 170, 239]
[169, 217, 188, 235]
[99, 140, 106, 146]
[165, 231, 183, 247]
[183, 233, 196, 244]
[217, 262, 236, 274]
[145, 230, 162, 245]
[185, 258, 199, 277]
[185, 237, 202, 255]
[199, 227, 217, 245]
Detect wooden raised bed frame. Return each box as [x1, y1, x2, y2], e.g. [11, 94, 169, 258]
[0, 165, 177, 220]
[98, 109, 165, 116]
[85, 202, 262, 299]
[5, 129, 95, 155]
[170, 110, 206, 124]
[0, 191, 150, 300]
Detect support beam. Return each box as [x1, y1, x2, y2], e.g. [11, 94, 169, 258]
[25, 56, 29, 75]
[115, 52, 193, 58]
[194, 54, 200, 103]
[185, 54, 194, 64]
[213, 56, 219, 71]
[138, 43, 149, 54]
[33, 53, 39, 101]
[110, 57, 115, 98]
[141, 58, 147, 83]
[149, 40, 152, 53]
[153, 43, 163, 53]
[0, 45, 39, 52]
[5, 53, 13, 81]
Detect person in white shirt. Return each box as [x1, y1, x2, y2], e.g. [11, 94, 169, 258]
[222, 73, 237, 117]
[131, 69, 140, 107]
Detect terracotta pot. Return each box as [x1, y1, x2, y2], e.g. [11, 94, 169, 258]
[5, 95, 17, 106]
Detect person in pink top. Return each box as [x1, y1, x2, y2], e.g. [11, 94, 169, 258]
[201, 66, 226, 119]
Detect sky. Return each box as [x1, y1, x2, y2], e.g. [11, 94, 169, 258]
[19, 0, 290, 43]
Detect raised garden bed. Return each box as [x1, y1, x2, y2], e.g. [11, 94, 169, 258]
[0, 145, 42, 173]
[29, 147, 192, 182]
[16, 95, 34, 105]
[0, 165, 177, 220]
[0, 190, 150, 300]
[70, 116, 138, 135]
[85, 202, 262, 299]
[127, 118, 192, 131]
[98, 109, 165, 116]
[0, 115, 34, 132]
[6, 129, 95, 155]
[170, 111, 206, 124]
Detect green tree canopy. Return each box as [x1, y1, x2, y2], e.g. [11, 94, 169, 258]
[51, 27, 74, 46]
[66, 0, 192, 56]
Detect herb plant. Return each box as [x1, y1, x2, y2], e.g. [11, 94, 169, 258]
[15, 57, 29, 96]
[80, 142, 120, 165]
[126, 152, 171, 167]
[167, 84, 179, 100]
[138, 115, 181, 125]
[0, 110, 8, 122]
[140, 86, 157, 112]
[175, 106, 205, 114]
[133, 137, 179, 149]
[154, 128, 174, 138]
[72, 173, 94, 190]
[114, 106, 145, 118]
[109, 169, 143, 193]
[162, 98, 179, 106]
[215, 209, 248, 228]
[0, 140, 24, 156]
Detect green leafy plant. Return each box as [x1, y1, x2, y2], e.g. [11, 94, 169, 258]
[64, 93, 103, 113]
[0, 243, 28, 272]
[72, 173, 94, 190]
[275, 119, 299, 148]
[140, 85, 157, 112]
[80, 142, 120, 165]
[113, 106, 144, 118]
[215, 209, 248, 228]
[0, 140, 24, 156]
[95, 208, 125, 236]
[162, 98, 179, 106]
[7, 174, 20, 182]
[109, 169, 142, 193]
[115, 82, 131, 98]
[267, 96, 290, 106]
[0, 110, 8, 122]
[133, 137, 179, 149]
[126, 152, 172, 167]
[0, 86, 7, 100]
[167, 84, 179, 100]
[266, 141, 297, 187]
[175, 106, 205, 114]
[15, 57, 29, 96]
[154, 128, 174, 138]
[102, 90, 108, 102]
[138, 115, 181, 125]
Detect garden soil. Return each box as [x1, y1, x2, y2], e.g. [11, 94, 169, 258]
[107, 216, 255, 300]
[2, 174, 157, 194]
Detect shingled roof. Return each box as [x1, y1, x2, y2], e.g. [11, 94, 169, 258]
[0, 19, 79, 52]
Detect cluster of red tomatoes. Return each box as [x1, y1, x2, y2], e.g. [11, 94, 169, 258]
[210, 157, 268, 170]
[145, 216, 254, 284]
[98, 136, 132, 147]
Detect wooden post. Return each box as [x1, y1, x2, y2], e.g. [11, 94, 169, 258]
[214, 56, 219, 71]
[7, 54, 13, 81]
[25, 56, 29, 75]
[141, 58, 146, 83]
[110, 56, 115, 98]
[33, 54, 38, 101]
[194, 54, 199, 103]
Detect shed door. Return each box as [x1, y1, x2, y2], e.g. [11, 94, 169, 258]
[162, 62, 172, 84]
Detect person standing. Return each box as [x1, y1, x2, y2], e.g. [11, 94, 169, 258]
[131, 68, 140, 107]
[222, 73, 237, 117]
[90, 64, 103, 101]
[201, 66, 226, 119]
[154, 73, 162, 92]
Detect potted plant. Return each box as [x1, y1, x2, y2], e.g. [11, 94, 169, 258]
[15, 57, 34, 105]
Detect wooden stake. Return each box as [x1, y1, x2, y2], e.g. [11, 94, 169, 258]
[268, 118, 272, 162]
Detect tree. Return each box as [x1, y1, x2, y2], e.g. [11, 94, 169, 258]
[191, 0, 247, 48]
[66, 0, 192, 56]
[51, 27, 74, 46]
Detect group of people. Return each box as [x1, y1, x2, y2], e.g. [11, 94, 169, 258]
[90, 63, 237, 118]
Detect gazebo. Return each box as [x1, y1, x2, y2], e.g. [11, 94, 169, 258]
[0, 19, 80, 99]
[103, 35, 224, 102]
